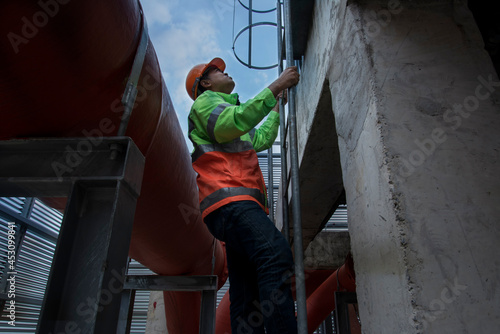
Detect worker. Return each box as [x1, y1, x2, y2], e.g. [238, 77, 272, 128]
[186, 57, 300, 333]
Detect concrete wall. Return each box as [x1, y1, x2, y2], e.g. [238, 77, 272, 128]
[275, 80, 345, 250]
[304, 231, 351, 270]
[145, 291, 168, 334]
[295, 0, 500, 332]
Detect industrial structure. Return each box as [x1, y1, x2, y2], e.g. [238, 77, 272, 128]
[1, 0, 500, 333]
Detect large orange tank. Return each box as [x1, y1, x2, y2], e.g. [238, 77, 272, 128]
[0, 0, 227, 333]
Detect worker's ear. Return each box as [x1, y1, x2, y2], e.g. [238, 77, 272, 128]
[200, 78, 212, 90]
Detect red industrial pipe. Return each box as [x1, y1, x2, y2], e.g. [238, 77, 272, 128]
[215, 290, 232, 334]
[0, 1, 227, 333]
[215, 268, 345, 333]
[306, 255, 356, 333]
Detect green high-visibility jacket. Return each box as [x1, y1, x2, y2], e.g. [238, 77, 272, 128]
[188, 88, 279, 218]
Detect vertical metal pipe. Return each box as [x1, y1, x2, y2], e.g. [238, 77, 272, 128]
[248, 0, 253, 68]
[267, 146, 274, 222]
[276, 0, 290, 242]
[267, 0, 276, 221]
[283, 0, 308, 333]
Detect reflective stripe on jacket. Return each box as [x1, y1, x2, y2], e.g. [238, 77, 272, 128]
[188, 88, 279, 219]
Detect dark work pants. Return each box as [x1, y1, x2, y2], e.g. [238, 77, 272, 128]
[204, 200, 298, 334]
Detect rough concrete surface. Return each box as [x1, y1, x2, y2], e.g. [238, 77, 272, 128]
[304, 231, 352, 270]
[282, 81, 345, 249]
[294, 0, 500, 333]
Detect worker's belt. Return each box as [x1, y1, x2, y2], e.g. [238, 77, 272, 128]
[199, 187, 266, 214]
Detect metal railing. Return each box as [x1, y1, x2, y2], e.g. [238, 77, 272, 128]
[230, 1, 316, 331]
[277, 0, 308, 332]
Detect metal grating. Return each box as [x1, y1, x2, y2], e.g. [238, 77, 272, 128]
[130, 290, 150, 334]
[324, 205, 348, 231]
[15, 230, 55, 301]
[0, 217, 10, 286]
[28, 199, 63, 236]
[127, 259, 153, 333]
[257, 143, 282, 219]
[0, 198, 25, 215]
[0, 302, 42, 333]
[0, 199, 62, 332]
[216, 280, 229, 308]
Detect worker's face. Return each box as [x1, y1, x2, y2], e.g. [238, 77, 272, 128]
[202, 67, 235, 94]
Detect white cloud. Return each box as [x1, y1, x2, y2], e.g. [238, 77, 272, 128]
[142, 0, 224, 150]
[155, 11, 221, 83]
[141, 0, 177, 26]
[141, 0, 279, 150]
[159, 12, 222, 143]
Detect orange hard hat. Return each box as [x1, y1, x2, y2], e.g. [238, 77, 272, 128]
[185, 57, 226, 100]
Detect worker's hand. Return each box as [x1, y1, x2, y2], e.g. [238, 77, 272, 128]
[272, 90, 287, 112]
[268, 66, 300, 97]
[278, 66, 300, 88]
[277, 89, 287, 106]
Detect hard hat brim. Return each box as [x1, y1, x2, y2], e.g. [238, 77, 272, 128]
[203, 57, 226, 75]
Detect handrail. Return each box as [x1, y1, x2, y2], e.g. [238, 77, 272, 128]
[276, 0, 290, 243]
[279, 0, 308, 332]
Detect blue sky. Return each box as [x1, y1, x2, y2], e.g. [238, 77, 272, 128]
[141, 0, 280, 150]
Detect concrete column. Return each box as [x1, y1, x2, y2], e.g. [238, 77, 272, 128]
[296, 0, 500, 332]
[145, 291, 168, 334]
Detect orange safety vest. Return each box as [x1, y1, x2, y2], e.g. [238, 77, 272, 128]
[188, 88, 279, 219]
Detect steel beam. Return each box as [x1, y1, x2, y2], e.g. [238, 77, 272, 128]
[200, 288, 217, 334]
[123, 275, 218, 334]
[0, 137, 145, 334]
[117, 289, 136, 334]
[0, 137, 144, 197]
[124, 275, 218, 292]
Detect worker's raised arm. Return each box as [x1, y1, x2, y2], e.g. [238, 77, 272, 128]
[251, 90, 286, 151]
[187, 61, 299, 145]
[250, 111, 280, 152]
[190, 88, 277, 144]
[208, 67, 298, 145]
